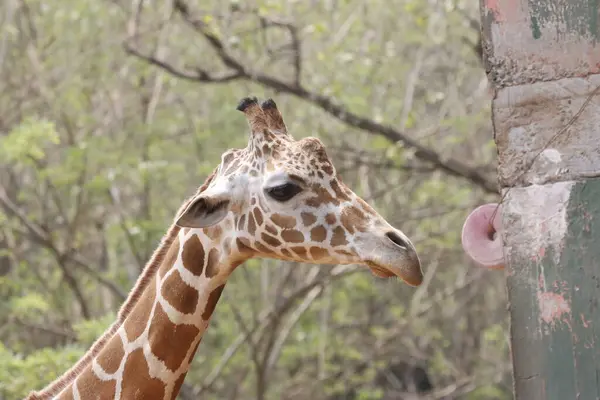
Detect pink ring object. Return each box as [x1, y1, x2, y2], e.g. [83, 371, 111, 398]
[461, 203, 505, 270]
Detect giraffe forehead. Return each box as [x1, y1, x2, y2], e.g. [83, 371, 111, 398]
[220, 134, 334, 175]
[215, 139, 339, 202]
[269, 150, 334, 180]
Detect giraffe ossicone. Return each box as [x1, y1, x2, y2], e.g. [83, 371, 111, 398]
[27, 96, 423, 400]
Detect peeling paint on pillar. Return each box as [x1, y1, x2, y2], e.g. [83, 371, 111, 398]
[494, 74, 600, 187]
[529, 0, 599, 41]
[481, 0, 600, 398]
[480, 0, 600, 87]
[503, 182, 571, 268]
[502, 179, 600, 399]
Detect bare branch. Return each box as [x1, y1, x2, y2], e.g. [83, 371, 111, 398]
[124, 1, 498, 194]
[0, 185, 126, 301]
[196, 265, 358, 395]
[264, 284, 323, 376]
[11, 316, 77, 341]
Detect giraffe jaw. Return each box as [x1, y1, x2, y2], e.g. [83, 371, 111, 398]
[356, 229, 423, 286]
[365, 260, 423, 286]
[366, 262, 396, 278]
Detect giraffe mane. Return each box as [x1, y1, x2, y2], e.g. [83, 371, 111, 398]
[26, 170, 217, 400]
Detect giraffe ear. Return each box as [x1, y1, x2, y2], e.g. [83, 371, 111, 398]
[176, 194, 231, 229]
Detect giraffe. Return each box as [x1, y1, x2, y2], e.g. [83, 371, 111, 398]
[26, 97, 423, 400]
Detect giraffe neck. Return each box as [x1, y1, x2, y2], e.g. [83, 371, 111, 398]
[28, 221, 241, 400]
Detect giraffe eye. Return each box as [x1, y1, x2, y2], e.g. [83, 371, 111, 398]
[266, 183, 303, 202]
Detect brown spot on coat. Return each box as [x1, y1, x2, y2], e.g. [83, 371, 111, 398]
[124, 280, 156, 342]
[237, 214, 246, 231]
[161, 270, 199, 315]
[253, 207, 264, 225]
[76, 367, 117, 399]
[205, 248, 220, 278]
[222, 152, 234, 165]
[356, 197, 376, 215]
[202, 284, 225, 320]
[265, 224, 278, 235]
[291, 246, 309, 258]
[236, 237, 253, 255]
[148, 303, 200, 372]
[170, 373, 188, 400]
[248, 213, 257, 235]
[182, 235, 205, 276]
[310, 225, 327, 242]
[340, 206, 367, 234]
[271, 213, 297, 229]
[281, 248, 293, 258]
[188, 337, 202, 364]
[325, 213, 337, 225]
[301, 212, 317, 226]
[225, 159, 241, 175]
[331, 180, 350, 201]
[281, 229, 305, 243]
[121, 349, 166, 399]
[205, 225, 223, 241]
[336, 249, 354, 257]
[96, 334, 125, 375]
[159, 237, 180, 279]
[330, 226, 348, 246]
[261, 232, 282, 247]
[322, 163, 334, 175]
[310, 247, 329, 260]
[306, 186, 340, 208]
[255, 242, 273, 254]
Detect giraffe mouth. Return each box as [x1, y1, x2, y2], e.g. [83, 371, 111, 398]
[366, 261, 396, 278]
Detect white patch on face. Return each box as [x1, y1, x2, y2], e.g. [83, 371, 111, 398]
[262, 170, 291, 188]
[206, 173, 252, 209]
[228, 174, 251, 201]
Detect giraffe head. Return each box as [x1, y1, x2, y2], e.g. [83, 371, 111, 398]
[176, 97, 423, 286]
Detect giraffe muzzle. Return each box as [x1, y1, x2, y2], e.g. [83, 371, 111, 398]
[361, 229, 423, 287]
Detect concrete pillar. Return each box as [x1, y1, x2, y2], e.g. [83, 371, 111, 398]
[479, 1, 600, 398]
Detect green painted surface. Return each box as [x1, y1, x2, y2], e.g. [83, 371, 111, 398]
[507, 179, 600, 399]
[530, 16, 542, 39]
[528, 0, 599, 40]
[562, 180, 600, 399]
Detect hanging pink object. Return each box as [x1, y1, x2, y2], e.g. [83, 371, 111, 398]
[461, 203, 505, 270]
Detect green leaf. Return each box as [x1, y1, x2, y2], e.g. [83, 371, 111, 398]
[72, 313, 116, 347]
[0, 118, 59, 163]
[10, 293, 50, 317]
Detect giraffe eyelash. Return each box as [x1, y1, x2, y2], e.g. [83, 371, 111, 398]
[265, 182, 303, 202]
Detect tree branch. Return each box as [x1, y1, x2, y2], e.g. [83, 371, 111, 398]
[123, 0, 498, 194]
[196, 265, 358, 395]
[0, 185, 126, 301]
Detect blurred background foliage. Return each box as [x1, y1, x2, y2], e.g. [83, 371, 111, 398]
[0, 0, 508, 399]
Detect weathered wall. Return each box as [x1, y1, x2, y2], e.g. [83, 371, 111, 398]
[481, 0, 600, 398]
[494, 74, 600, 187]
[481, 0, 600, 87]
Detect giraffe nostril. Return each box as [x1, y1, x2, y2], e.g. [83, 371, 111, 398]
[385, 231, 409, 250]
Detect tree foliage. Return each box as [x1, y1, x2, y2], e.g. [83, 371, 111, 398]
[0, 0, 509, 399]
